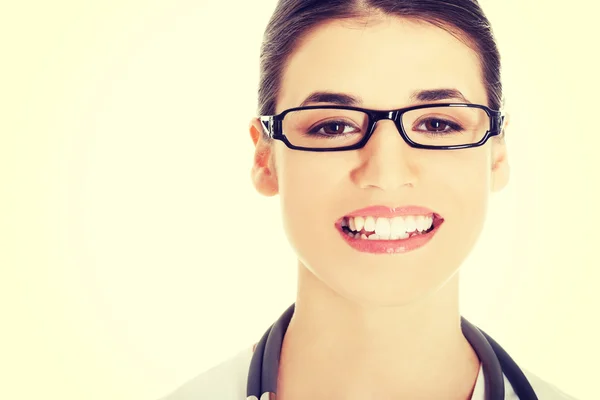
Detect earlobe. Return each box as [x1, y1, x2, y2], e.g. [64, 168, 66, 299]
[491, 149, 509, 192]
[249, 118, 279, 197]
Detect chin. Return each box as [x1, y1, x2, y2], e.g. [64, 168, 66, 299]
[301, 250, 457, 305]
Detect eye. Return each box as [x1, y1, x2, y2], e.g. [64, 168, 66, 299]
[310, 120, 361, 136]
[415, 118, 463, 133]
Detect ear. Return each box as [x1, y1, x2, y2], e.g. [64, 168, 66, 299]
[249, 118, 279, 197]
[491, 113, 510, 193]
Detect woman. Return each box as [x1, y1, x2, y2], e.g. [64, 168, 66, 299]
[162, 0, 577, 399]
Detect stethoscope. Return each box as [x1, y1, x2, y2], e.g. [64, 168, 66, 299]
[247, 303, 538, 400]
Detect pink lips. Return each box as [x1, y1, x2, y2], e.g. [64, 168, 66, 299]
[342, 205, 436, 219]
[336, 205, 444, 254]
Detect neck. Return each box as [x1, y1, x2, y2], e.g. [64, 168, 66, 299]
[276, 263, 480, 400]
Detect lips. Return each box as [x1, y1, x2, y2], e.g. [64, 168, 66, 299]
[341, 205, 436, 219]
[335, 205, 444, 254]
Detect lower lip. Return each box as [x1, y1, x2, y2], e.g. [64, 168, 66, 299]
[335, 218, 444, 254]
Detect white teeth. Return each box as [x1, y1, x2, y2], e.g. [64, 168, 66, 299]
[375, 217, 391, 238]
[343, 214, 436, 240]
[416, 215, 434, 232]
[416, 215, 426, 232]
[390, 216, 406, 237]
[354, 216, 365, 231]
[404, 216, 417, 233]
[364, 216, 376, 232]
[425, 215, 433, 229]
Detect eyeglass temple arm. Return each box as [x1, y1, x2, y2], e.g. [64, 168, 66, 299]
[491, 111, 505, 135]
[260, 116, 273, 137]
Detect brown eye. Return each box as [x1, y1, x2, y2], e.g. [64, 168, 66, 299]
[308, 120, 360, 136]
[322, 122, 347, 135]
[424, 119, 449, 132]
[414, 118, 463, 134]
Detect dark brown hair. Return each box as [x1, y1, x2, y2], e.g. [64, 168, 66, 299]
[257, 0, 503, 138]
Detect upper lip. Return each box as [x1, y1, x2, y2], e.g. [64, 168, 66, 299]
[342, 205, 438, 219]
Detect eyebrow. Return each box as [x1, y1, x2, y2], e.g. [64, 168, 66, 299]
[298, 88, 470, 107]
[299, 91, 361, 107]
[411, 88, 470, 103]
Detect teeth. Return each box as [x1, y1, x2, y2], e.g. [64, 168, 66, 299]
[364, 216, 376, 232]
[416, 215, 426, 232]
[354, 216, 365, 231]
[343, 214, 435, 240]
[425, 215, 433, 229]
[390, 216, 406, 237]
[375, 217, 391, 238]
[404, 216, 417, 233]
[397, 231, 409, 239]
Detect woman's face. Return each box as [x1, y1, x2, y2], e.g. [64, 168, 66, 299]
[250, 16, 509, 306]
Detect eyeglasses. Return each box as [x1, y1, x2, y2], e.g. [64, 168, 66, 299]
[259, 103, 505, 152]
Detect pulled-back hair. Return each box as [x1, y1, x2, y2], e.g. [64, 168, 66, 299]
[257, 0, 503, 135]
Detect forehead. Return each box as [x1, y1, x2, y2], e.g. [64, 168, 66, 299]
[277, 17, 487, 112]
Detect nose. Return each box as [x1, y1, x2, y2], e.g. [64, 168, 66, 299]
[351, 119, 419, 191]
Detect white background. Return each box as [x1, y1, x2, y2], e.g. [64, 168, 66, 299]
[1, 1, 598, 399]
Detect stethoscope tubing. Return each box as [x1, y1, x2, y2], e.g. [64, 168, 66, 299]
[247, 303, 537, 400]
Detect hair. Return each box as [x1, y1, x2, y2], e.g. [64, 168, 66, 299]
[257, 0, 504, 139]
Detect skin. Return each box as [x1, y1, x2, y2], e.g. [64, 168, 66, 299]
[249, 15, 510, 400]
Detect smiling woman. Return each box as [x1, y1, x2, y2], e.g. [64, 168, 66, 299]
[160, 1, 577, 399]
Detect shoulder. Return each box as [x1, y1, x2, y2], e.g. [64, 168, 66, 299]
[158, 346, 253, 400]
[520, 368, 578, 400]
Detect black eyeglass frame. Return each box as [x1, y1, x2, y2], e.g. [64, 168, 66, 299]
[259, 103, 505, 152]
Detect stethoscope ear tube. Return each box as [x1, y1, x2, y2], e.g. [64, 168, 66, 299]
[478, 328, 538, 400]
[262, 305, 294, 393]
[461, 317, 506, 400]
[247, 304, 536, 400]
[247, 304, 295, 398]
[247, 324, 272, 397]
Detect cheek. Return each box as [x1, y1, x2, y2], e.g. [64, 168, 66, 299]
[276, 146, 344, 204]
[439, 154, 491, 201]
[433, 151, 492, 244]
[278, 150, 320, 196]
[275, 149, 344, 252]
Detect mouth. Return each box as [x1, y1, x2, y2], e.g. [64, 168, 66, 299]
[334, 206, 445, 254]
[338, 213, 443, 240]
